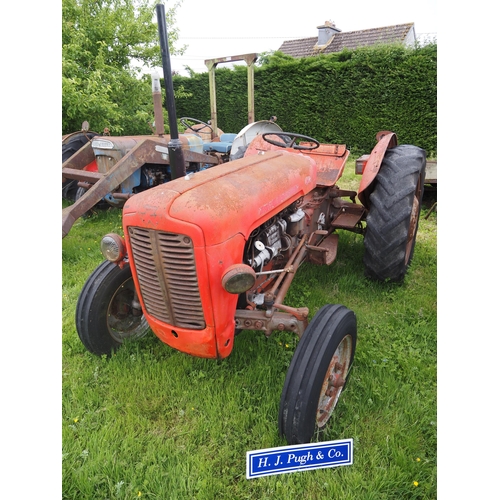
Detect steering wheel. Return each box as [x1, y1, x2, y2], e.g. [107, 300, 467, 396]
[180, 117, 213, 134]
[262, 132, 320, 151]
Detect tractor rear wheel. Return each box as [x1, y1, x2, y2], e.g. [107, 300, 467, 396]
[363, 145, 426, 282]
[76, 261, 150, 355]
[279, 304, 356, 445]
[62, 132, 96, 201]
[75, 186, 108, 216]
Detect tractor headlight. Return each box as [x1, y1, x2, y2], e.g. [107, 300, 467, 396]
[100, 233, 126, 262]
[222, 264, 256, 294]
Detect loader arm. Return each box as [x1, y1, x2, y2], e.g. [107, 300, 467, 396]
[62, 137, 168, 238]
[62, 141, 96, 181]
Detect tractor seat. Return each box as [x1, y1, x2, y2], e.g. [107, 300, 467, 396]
[203, 133, 237, 154]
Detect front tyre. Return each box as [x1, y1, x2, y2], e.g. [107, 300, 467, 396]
[279, 304, 357, 445]
[363, 144, 426, 282]
[76, 261, 150, 355]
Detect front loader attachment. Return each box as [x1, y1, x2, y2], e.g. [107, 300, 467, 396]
[62, 136, 219, 238]
[62, 137, 164, 237]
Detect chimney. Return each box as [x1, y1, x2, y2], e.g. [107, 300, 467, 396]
[317, 20, 341, 46]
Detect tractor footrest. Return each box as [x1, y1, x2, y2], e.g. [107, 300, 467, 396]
[62, 167, 103, 184]
[331, 203, 365, 229]
[307, 233, 338, 265]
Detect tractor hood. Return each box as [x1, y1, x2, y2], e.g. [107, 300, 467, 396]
[122, 150, 316, 247]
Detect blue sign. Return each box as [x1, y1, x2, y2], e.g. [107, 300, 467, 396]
[246, 438, 353, 479]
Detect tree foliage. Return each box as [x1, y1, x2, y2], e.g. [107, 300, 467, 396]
[62, 0, 183, 135]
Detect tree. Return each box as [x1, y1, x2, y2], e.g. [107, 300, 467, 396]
[62, 0, 184, 135]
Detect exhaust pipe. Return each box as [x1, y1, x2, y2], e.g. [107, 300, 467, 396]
[156, 2, 185, 180]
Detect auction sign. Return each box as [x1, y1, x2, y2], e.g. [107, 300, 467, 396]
[246, 439, 353, 479]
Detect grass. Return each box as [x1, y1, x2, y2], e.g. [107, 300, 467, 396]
[62, 159, 437, 499]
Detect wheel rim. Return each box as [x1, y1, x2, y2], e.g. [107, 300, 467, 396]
[107, 277, 148, 342]
[316, 335, 353, 428]
[405, 176, 423, 264]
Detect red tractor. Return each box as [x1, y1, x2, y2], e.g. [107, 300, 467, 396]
[61, 74, 281, 238]
[74, 5, 426, 445]
[61, 54, 280, 238]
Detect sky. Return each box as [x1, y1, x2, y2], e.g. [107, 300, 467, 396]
[167, 0, 438, 76]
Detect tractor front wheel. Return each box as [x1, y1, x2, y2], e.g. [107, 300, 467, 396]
[363, 144, 426, 282]
[279, 304, 357, 445]
[76, 261, 150, 355]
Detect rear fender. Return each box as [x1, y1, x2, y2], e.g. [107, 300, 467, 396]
[357, 131, 398, 209]
[61, 129, 98, 146]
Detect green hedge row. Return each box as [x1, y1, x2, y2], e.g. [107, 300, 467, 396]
[173, 43, 437, 157]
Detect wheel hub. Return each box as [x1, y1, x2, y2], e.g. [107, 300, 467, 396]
[405, 178, 423, 264]
[107, 278, 147, 342]
[316, 335, 352, 428]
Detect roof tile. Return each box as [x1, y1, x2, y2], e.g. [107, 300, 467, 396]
[278, 23, 414, 58]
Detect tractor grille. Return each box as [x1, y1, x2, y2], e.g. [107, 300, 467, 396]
[127, 227, 206, 329]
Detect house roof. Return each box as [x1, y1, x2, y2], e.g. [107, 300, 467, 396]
[278, 23, 415, 58]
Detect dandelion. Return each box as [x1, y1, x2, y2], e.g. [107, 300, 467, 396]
[285, 344, 289, 348]
[73, 417, 79, 423]
[413, 481, 419, 487]
[416, 457, 421, 462]
[137, 492, 142, 497]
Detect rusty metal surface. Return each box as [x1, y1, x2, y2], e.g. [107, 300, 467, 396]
[168, 151, 316, 247]
[235, 309, 308, 338]
[62, 132, 225, 238]
[245, 136, 349, 187]
[316, 335, 353, 427]
[61, 127, 96, 146]
[307, 233, 339, 265]
[331, 202, 366, 229]
[62, 137, 170, 238]
[355, 154, 370, 175]
[315, 169, 342, 186]
[62, 141, 95, 180]
[306, 144, 349, 186]
[405, 173, 424, 264]
[182, 149, 220, 165]
[61, 168, 103, 184]
[357, 131, 398, 208]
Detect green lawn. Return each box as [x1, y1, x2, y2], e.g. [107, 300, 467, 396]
[62, 161, 437, 499]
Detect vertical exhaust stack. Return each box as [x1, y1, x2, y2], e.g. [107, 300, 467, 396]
[156, 2, 185, 179]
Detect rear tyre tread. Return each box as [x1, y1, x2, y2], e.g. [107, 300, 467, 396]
[363, 144, 426, 282]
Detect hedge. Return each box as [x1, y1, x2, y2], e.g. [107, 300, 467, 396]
[172, 43, 437, 157]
